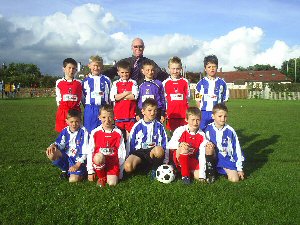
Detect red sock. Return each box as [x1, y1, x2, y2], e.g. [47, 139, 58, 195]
[179, 154, 190, 177]
[94, 163, 107, 182]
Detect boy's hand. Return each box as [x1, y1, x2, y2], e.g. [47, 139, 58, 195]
[88, 174, 96, 182]
[238, 171, 245, 180]
[46, 144, 57, 156]
[136, 115, 140, 121]
[160, 116, 165, 124]
[69, 162, 81, 172]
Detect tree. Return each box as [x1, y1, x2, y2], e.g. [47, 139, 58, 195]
[234, 64, 277, 71]
[280, 58, 300, 83]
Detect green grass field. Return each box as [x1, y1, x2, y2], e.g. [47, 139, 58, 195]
[0, 98, 299, 225]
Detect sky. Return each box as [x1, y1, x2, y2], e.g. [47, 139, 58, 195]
[0, 0, 299, 75]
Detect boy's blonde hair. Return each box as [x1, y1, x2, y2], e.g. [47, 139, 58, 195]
[89, 55, 103, 66]
[212, 103, 228, 114]
[168, 56, 182, 68]
[67, 109, 81, 119]
[186, 107, 201, 119]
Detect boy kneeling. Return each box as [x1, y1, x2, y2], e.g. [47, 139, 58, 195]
[46, 109, 89, 182]
[87, 105, 127, 187]
[168, 107, 215, 184]
[124, 98, 169, 179]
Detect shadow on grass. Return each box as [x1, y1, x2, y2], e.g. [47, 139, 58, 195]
[236, 129, 280, 176]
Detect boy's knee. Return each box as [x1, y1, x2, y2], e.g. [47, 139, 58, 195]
[228, 176, 240, 183]
[151, 146, 164, 158]
[93, 153, 105, 165]
[69, 175, 81, 183]
[107, 178, 118, 186]
[124, 161, 134, 173]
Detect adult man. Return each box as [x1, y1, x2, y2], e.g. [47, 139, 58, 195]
[103, 38, 168, 84]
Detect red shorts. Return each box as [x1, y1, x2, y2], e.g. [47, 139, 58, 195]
[55, 106, 81, 132]
[116, 121, 135, 133]
[173, 151, 199, 171]
[93, 154, 120, 176]
[166, 118, 187, 131]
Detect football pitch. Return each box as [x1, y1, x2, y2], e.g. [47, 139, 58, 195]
[0, 97, 299, 225]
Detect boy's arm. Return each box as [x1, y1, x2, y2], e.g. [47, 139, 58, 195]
[232, 130, 244, 172]
[86, 132, 96, 175]
[55, 79, 61, 106]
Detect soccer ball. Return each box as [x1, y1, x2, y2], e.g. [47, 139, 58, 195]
[156, 164, 176, 184]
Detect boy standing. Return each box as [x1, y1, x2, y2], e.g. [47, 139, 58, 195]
[162, 56, 190, 133]
[87, 105, 127, 187]
[82, 55, 111, 133]
[168, 107, 215, 184]
[137, 59, 166, 123]
[195, 55, 229, 130]
[124, 98, 169, 179]
[46, 109, 89, 182]
[55, 58, 82, 132]
[204, 103, 245, 182]
[110, 60, 138, 140]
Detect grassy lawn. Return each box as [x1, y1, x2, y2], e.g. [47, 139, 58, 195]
[0, 97, 299, 225]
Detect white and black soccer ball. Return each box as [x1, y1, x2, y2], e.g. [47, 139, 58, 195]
[156, 164, 176, 184]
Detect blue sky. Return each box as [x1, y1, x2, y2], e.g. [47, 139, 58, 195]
[0, 0, 299, 75]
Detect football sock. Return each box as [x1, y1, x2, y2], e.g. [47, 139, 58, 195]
[179, 154, 190, 177]
[94, 163, 107, 182]
[205, 155, 215, 176]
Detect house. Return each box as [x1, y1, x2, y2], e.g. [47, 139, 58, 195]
[217, 70, 291, 89]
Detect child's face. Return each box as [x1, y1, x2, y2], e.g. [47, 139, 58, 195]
[212, 109, 228, 129]
[186, 114, 200, 133]
[66, 116, 81, 132]
[142, 104, 157, 122]
[89, 61, 102, 76]
[63, 63, 77, 80]
[117, 67, 131, 81]
[142, 65, 155, 80]
[205, 62, 217, 78]
[168, 63, 182, 79]
[99, 110, 114, 130]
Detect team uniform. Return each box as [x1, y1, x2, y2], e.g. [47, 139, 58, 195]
[168, 125, 208, 179]
[195, 77, 229, 130]
[55, 78, 82, 132]
[82, 74, 111, 133]
[137, 79, 166, 120]
[51, 126, 89, 176]
[87, 125, 127, 179]
[162, 77, 190, 131]
[204, 123, 245, 175]
[110, 78, 138, 132]
[128, 119, 169, 169]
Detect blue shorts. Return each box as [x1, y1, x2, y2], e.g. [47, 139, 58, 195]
[84, 105, 102, 133]
[200, 111, 213, 130]
[52, 151, 87, 176]
[216, 154, 237, 175]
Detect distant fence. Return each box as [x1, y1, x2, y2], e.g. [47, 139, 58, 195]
[249, 90, 300, 100]
[1, 88, 55, 99]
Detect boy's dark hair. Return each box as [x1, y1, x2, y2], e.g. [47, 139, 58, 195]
[168, 56, 182, 68]
[100, 104, 114, 115]
[141, 59, 155, 69]
[142, 98, 157, 109]
[204, 55, 218, 67]
[63, 58, 77, 68]
[67, 109, 81, 119]
[212, 103, 228, 114]
[117, 59, 131, 71]
[186, 107, 201, 119]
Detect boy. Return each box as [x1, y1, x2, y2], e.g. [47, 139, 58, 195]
[55, 58, 82, 132]
[168, 107, 216, 184]
[46, 109, 89, 182]
[137, 59, 166, 123]
[124, 98, 169, 179]
[87, 105, 127, 187]
[110, 60, 138, 140]
[162, 56, 190, 133]
[82, 55, 111, 133]
[204, 103, 245, 182]
[195, 55, 229, 130]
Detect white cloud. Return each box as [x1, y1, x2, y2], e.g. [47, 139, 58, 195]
[1, 3, 299, 75]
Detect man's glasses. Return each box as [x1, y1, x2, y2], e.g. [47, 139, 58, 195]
[133, 45, 144, 49]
